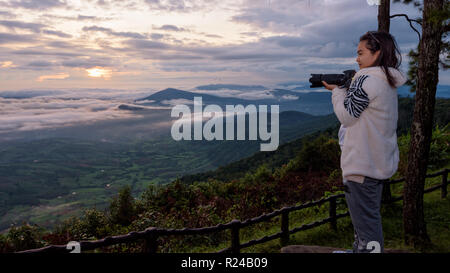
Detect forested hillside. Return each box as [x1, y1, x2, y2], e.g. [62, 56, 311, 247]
[181, 97, 450, 184]
[0, 97, 448, 253]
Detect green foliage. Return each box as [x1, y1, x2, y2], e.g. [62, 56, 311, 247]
[397, 97, 450, 136]
[404, 44, 448, 93]
[0, 233, 12, 253]
[130, 210, 164, 232]
[326, 169, 343, 185]
[242, 164, 273, 185]
[283, 134, 340, 174]
[397, 124, 450, 177]
[5, 224, 45, 252]
[433, 99, 450, 128]
[51, 208, 110, 241]
[405, 47, 419, 92]
[154, 179, 196, 213]
[109, 185, 136, 226]
[78, 209, 110, 239]
[393, 0, 423, 9]
[428, 124, 450, 169]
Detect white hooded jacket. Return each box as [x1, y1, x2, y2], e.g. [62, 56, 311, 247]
[332, 66, 407, 183]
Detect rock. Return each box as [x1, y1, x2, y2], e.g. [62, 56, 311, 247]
[281, 245, 345, 253]
[281, 245, 409, 253]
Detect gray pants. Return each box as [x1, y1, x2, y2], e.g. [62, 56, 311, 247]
[343, 176, 385, 253]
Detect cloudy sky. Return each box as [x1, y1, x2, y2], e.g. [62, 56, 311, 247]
[1, 0, 446, 92]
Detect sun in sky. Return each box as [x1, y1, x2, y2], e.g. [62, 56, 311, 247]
[86, 67, 113, 78]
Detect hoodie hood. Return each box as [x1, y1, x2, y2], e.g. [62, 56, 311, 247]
[357, 66, 407, 88]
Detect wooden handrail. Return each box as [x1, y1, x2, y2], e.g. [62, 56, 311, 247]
[16, 168, 449, 254]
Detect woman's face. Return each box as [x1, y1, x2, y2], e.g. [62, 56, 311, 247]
[356, 40, 380, 69]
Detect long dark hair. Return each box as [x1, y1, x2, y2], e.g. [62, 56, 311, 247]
[360, 31, 402, 88]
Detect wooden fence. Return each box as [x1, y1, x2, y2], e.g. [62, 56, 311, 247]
[17, 168, 448, 254]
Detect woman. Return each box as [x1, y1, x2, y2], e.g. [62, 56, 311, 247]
[322, 31, 406, 253]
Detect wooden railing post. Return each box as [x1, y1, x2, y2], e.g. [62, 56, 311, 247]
[442, 169, 448, 199]
[280, 209, 290, 246]
[382, 181, 392, 203]
[230, 219, 241, 254]
[143, 227, 158, 253]
[329, 196, 337, 231]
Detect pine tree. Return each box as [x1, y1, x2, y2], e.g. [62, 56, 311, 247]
[402, 0, 447, 248]
[109, 185, 135, 226]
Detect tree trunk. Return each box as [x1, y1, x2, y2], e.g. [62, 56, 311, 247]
[403, 0, 444, 249]
[378, 0, 391, 205]
[378, 0, 391, 32]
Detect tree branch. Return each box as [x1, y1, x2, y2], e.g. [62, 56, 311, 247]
[390, 13, 422, 41]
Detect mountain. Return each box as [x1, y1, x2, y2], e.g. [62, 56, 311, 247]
[136, 88, 269, 107]
[195, 84, 267, 91]
[136, 87, 334, 115]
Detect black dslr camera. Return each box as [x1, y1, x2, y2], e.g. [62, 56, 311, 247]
[309, 70, 356, 89]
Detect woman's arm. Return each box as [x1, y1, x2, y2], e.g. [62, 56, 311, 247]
[331, 86, 359, 127]
[322, 80, 358, 126]
[327, 75, 380, 127]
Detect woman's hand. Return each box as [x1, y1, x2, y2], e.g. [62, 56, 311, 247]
[322, 81, 338, 91]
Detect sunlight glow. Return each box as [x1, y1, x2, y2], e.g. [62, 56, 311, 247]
[86, 67, 112, 78]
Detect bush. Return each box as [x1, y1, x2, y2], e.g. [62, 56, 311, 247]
[6, 224, 45, 252]
[54, 208, 118, 241]
[0, 233, 13, 253]
[242, 164, 273, 185]
[281, 134, 340, 175]
[80, 209, 109, 238]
